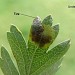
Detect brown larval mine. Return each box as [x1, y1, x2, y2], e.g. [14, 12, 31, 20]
[31, 25, 52, 47]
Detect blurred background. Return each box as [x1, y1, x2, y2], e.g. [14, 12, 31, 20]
[0, 0, 75, 75]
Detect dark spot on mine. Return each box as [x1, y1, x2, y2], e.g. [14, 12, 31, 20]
[39, 35, 52, 47]
[31, 25, 52, 47]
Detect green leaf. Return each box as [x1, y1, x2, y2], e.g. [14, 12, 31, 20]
[0, 24, 70, 75]
[0, 58, 11, 75]
[28, 40, 70, 75]
[0, 46, 19, 75]
[42, 15, 53, 26]
[7, 25, 28, 75]
[39, 58, 63, 75]
[7, 25, 70, 75]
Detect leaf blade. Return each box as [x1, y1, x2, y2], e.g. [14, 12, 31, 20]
[39, 58, 63, 75]
[0, 58, 11, 75]
[42, 15, 53, 26]
[7, 25, 28, 75]
[29, 40, 70, 75]
[0, 47, 19, 75]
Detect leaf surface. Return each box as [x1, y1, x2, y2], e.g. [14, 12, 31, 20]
[29, 40, 70, 75]
[7, 25, 28, 75]
[40, 58, 63, 75]
[0, 25, 70, 75]
[0, 47, 19, 75]
[42, 15, 53, 26]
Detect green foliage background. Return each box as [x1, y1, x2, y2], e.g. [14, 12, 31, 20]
[0, 0, 74, 75]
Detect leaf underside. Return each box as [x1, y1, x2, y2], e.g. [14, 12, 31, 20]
[0, 25, 70, 75]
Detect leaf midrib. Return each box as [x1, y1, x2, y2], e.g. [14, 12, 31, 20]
[28, 47, 38, 75]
